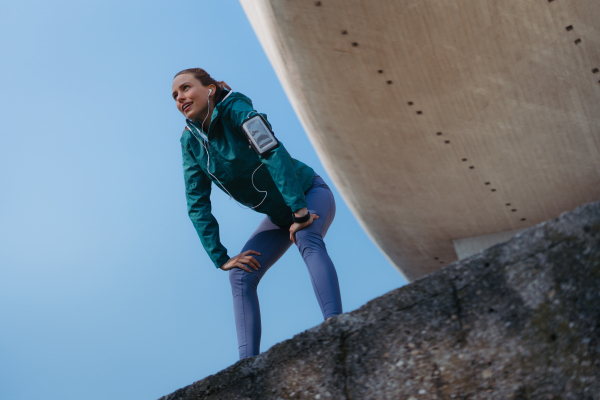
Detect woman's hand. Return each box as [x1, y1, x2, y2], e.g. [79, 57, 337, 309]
[219, 250, 262, 273]
[289, 212, 319, 245]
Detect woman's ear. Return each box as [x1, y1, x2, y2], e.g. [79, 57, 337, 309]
[208, 84, 217, 99]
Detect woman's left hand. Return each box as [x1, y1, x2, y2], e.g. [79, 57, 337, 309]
[289, 213, 319, 245]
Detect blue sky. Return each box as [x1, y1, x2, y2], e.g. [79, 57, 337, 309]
[0, 1, 407, 399]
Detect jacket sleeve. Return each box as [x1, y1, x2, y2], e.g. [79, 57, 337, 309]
[228, 98, 308, 213]
[181, 141, 230, 269]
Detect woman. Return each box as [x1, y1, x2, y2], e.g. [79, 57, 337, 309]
[172, 68, 343, 360]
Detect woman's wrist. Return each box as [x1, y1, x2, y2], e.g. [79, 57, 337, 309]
[293, 207, 309, 218]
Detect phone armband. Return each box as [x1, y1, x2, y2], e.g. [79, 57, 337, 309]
[240, 114, 279, 156]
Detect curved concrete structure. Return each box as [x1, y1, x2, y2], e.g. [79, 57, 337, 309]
[240, 0, 600, 281]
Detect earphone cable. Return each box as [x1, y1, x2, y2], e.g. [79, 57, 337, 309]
[186, 91, 268, 210]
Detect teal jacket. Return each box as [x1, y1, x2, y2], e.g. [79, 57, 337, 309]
[180, 90, 315, 269]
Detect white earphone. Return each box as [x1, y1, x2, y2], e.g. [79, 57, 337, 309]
[200, 89, 212, 132]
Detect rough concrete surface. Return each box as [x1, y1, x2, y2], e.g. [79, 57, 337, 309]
[159, 199, 600, 400]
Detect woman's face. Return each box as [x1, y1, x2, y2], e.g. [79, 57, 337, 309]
[172, 73, 215, 121]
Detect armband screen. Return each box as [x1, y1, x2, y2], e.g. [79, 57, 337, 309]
[241, 114, 279, 156]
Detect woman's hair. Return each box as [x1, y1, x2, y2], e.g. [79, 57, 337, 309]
[174, 68, 230, 102]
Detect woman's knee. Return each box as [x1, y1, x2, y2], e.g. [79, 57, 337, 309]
[228, 267, 242, 287]
[229, 267, 259, 291]
[295, 228, 317, 242]
[295, 229, 326, 256]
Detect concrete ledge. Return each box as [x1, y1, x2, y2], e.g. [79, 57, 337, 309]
[159, 198, 600, 400]
[239, 0, 600, 279]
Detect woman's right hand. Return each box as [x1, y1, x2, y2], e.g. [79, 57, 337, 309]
[219, 250, 262, 273]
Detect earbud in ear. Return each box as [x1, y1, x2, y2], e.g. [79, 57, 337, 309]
[208, 89, 213, 95]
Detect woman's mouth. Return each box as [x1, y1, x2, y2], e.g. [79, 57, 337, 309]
[182, 102, 192, 112]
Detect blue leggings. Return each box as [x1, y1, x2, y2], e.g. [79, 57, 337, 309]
[228, 174, 343, 359]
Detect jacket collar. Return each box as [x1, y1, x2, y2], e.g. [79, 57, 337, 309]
[186, 89, 234, 139]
